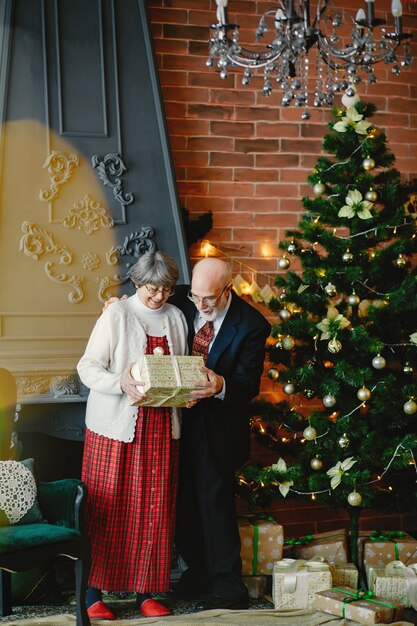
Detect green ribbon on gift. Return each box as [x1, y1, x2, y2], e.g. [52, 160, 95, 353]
[332, 587, 398, 620]
[284, 531, 345, 556]
[367, 530, 405, 561]
[239, 514, 275, 575]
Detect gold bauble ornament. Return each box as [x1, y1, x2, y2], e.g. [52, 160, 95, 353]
[303, 426, 317, 441]
[362, 157, 375, 171]
[338, 433, 350, 448]
[396, 254, 406, 268]
[347, 491, 362, 507]
[323, 394, 337, 408]
[365, 189, 378, 202]
[313, 182, 326, 196]
[348, 292, 360, 306]
[328, 338, 342, 353]
[283, 382, 295, 395]
[279, 308, 292, 321]
[282, 336, 295, 350]
[342, 249, 353, 263]
[311, 456, 323, 471]
[372, 354, 386, 369]
[278, 256, 290, 269]
[404, 399, 417, 415]
[267, 368, 280, 381]
[279, 289, 287, 301]
[287, 241, 297, 255]
[324, 283, 337, 297]
[357, 386, 371, 402]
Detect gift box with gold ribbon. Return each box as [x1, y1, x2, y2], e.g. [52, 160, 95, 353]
[284, 529, 349, 564]
[312, 586, 404, 625]
[238, 516, 283, 575]
[130, 355, 207, 407]
[273, 558, 332, 609]
[367, 560, 417, 609]
[361, 530, 417, 570]
[330, 562, 359, 589]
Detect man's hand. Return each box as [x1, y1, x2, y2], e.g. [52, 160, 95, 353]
[102, 294, 128, 313]
[189, 367, 223, 400]
[120, 365, 146, 402]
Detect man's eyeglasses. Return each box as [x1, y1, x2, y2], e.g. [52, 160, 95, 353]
[144, 284, 174, 297]
[187, 284, 230, 307]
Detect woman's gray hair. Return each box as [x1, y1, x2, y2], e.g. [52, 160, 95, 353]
[127, 251, 179, 288]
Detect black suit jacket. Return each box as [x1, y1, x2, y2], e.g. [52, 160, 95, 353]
[170, 286, 271, 473]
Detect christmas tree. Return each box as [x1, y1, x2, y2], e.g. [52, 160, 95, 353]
[239, 98, 417, 565]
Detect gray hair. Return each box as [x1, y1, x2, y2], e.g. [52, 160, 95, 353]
[128, 251, 179, 288]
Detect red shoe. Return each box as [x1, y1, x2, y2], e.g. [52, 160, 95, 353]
[87, 600, 116, 620]
[140, 598, 171, 617]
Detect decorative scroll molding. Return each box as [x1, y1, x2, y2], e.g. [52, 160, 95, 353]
[96, 274, 130, 303]
[19, 221, 72, 264]
[98, 228, 157, 302]
[45, 262, 85, 304]
[91, 153, 134, 210]
[39, 151, 80, 202]
[62, 194, 114, 235]
[106, 227, 157, 266]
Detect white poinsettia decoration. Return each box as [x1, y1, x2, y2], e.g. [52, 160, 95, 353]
[271, 458, 293, 497]
[410, 332, 417, 345]
[278, 480, 294, 497]
[272, 457, 288, 473]
[327, 457, 357, 489]
[333, 107, 372, 135]
[338, 189, 373, 220]
[316, 306, 351, 340]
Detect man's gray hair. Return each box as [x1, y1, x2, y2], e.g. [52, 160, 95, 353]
[128, 251, 179, 287]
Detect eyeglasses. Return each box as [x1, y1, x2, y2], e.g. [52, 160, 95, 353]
[143, 284, 174, 297]
[187, 284, 230, 307]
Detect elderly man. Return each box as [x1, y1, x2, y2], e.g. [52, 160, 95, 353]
[172, 258, 270, 611]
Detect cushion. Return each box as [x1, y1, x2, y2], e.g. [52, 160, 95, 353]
[0, 459, 44, 526]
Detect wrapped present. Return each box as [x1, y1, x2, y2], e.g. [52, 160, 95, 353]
[367, 560, 417, 609]
[243, 575, 267, 599]
[273, 558, 332, 609]
[312, 586, 404, 625]
[362, 530, 417, 570]
[284, 529, 349, 564]
[239, 516, 283, 575]
[330, 562, 359, 589]
[130, 355, 207, 407]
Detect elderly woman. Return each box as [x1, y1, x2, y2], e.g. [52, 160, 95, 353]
[77, 251, 188, 620]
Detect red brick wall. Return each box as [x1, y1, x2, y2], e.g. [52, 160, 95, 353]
[149, 0, 417, 536]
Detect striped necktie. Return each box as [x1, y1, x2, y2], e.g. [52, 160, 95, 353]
[191, 321, 214, 363]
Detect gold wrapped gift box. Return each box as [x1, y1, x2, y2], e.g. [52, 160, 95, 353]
[284, 529, 349, 565]
[238, 517, 284, 575]
[330, 562, 359, 590]
[130, 355, 207, 407]
[312, 586, 404, 625]
[367, 560, 417, 609]
[273, 558, 332, 609]
[361, 531, 417, 570]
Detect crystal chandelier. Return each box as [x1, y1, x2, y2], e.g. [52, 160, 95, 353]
[208, 0, 413, 119]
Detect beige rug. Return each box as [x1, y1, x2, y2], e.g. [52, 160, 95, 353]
[1, 609, 413, 626]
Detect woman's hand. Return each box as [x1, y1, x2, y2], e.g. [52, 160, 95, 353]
[120, 365, 146, 402]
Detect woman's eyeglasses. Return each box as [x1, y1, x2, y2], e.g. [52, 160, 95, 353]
[144, 285, 174, 297]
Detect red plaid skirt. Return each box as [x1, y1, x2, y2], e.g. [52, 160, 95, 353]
[82, 335, 179, 593]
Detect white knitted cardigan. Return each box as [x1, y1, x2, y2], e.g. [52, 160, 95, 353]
[77, 295, 188, 441]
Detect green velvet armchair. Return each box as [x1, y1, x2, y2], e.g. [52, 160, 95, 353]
[0, 368, 91, 625]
